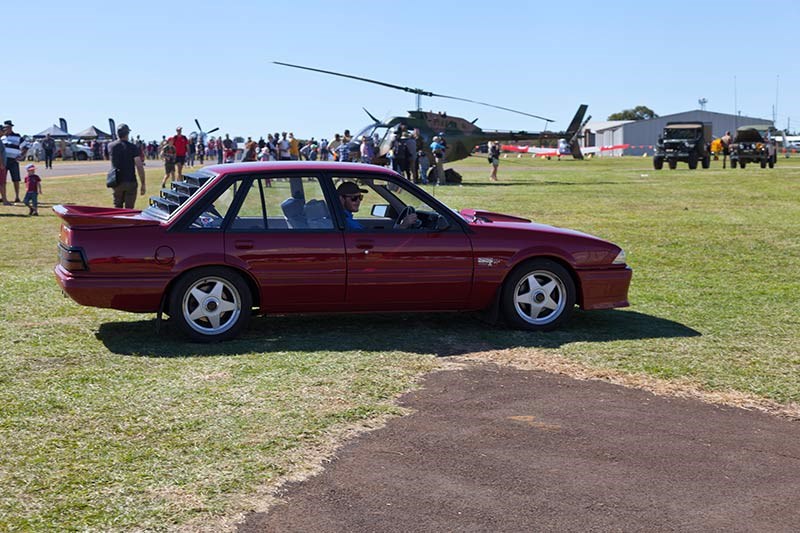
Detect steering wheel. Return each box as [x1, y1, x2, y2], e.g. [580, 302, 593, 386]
[395, 205, 421, 229]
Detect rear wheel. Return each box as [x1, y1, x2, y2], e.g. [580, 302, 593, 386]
[76, 152, 88, 161]
[730, 159, 737, 169]
[768, 156, 775, 168]
[501, 259, 575, 331]
[170, 267, 252, 342]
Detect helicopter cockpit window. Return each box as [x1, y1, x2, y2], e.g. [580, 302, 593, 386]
[353, 124, 391, 148]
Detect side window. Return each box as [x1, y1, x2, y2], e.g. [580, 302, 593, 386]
[333, 176, 447, 231]
[189, 179, 241, 229]
[229, 175, 333, 231]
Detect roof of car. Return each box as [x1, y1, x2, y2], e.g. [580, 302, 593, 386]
[203, 161, 399, 177]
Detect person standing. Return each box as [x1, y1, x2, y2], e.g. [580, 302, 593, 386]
[23, 164, 41, 215]
[221, 134, 234, 163]
[488, 141, 501, 181]
[108, 124, 146, 209]
[160, 140, 176, 187]
[42, 133, 56, 169]
[720, 130, 732, 169]
[170, 126, 190, 179]
[0, 135, 6, 205]
[243, 137, 257, 161]
[2, 120, 30, 204]
[430, 135, 446, 185]
[186, 137, 196, 167]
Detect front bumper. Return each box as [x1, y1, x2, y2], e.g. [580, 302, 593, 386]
[577, 266, 632, 310]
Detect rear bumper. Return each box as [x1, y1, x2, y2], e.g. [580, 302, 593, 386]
[577, 266, 632, 310]
[54, 265, 166, 312]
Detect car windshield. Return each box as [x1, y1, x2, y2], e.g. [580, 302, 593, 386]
[664, 128, 699, 140]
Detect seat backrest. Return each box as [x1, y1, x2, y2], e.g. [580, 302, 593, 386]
[304, 199, 332, 229]
[281, 197, 307, 228]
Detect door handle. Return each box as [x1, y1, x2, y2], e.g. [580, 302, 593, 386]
[234, 240, 254, 250]
[355, 243, 374, 250]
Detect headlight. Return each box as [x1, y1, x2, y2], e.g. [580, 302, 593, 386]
[612, 249, 627, 265]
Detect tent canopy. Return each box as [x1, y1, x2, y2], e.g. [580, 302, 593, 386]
[33, 124, 71, 139]
[74, 125, 111, 140]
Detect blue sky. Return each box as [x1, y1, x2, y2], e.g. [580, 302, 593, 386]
[7, 1, 800, 141]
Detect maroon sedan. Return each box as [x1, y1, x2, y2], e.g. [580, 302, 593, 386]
[54, 162, 631, 342]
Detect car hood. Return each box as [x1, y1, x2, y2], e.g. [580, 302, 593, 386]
[53, 204, 162, 229]
[460, 208, 597, 239]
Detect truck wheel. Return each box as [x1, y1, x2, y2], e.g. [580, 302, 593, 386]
[76, 152, 88, 161]
[769, 157, 775, 169]
[730, 159, 737, 169]
[688, 155, 698, 170]
[739, 161, 746, 169]
[170, 267, 252, 342]
[702, 155, 710, 169]
[501, 259, 575, 331]
[760, 159, 767, 169]
[653, 157, 664, 170]
[668, 160, 677, 170]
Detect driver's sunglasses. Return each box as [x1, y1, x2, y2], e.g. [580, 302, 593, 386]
[345, 194, 363, 202]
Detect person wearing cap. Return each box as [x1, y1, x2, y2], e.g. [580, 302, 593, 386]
[337, 181, 417, 230]
[2, 120, 30, 205]
[23, 164, 42, 215]
[430, 135, 447, 185]
[169, 127, 190, 179]
[107, 124, 146, 209]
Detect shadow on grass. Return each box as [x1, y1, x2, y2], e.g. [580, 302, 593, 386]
[455, 180, 627, 187]
[98, 309, 699, 358]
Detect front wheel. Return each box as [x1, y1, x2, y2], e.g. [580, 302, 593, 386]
[653, 156, 664, 170]
[501, 259, 576, 331]
[170, 267, 252, 342]
[668, 160, 677, 170]
[702, 155, 710, 169]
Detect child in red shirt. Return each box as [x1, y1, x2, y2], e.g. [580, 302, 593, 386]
[24, 164, 42, 216]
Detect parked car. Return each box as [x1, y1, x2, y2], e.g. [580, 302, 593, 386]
[54, 162, 632, 342]
[730, 125, 775, 169]
[27, 140, 93, 161]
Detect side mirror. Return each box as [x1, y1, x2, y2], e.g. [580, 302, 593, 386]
[435, 215, 451, 232]
[371, 204, 389, 218]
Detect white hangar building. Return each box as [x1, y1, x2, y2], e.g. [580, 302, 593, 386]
[582, 110, 773, 156]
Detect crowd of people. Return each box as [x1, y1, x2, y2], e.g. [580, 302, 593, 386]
[2, 117, 468, 212]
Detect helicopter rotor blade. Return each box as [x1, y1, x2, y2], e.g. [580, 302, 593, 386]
[274, 61, 433, 97]
[433, 94, 553, 123]
[362, 107, 381, 124]
[274, 61, 552, 123]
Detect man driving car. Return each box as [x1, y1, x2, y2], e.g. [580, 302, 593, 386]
[337, 181, 417, 230]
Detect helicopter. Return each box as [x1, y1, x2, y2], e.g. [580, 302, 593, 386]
[274, 61, 589, 164]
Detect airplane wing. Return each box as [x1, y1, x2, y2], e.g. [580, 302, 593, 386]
[501, 144, 629, 156]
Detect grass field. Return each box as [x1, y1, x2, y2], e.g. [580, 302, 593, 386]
[1, 155, 798, 530]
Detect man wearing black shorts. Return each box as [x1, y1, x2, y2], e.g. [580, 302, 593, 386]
[170, 126, 190, 179]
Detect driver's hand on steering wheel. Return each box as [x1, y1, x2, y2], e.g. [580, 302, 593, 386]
[397, 213, 418, 229]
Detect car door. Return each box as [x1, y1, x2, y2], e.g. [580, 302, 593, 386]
[330, 173, 474, 310]
[218, 173, 346, 312]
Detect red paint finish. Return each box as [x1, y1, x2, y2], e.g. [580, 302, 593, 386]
[53, 162, 632, 330]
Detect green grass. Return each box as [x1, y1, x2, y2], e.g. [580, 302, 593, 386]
[1, 155, 799, 530]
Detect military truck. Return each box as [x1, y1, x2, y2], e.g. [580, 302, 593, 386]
[730, 125, 775, 169]
[653, 122, 712, 170]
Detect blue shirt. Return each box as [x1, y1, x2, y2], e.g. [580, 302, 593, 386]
[343, 210, 364, 230]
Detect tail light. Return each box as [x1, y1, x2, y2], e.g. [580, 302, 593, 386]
[58, 243, 88, 271]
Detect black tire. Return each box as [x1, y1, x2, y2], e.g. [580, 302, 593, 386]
[76, 152, 88, 161]
[653, 156, 664, 170]
[688, 154, 698, 170]
[668, 160, 677, 170]
[501, 259, 576, 331]
[169, 267, 252, 342]
[740, 161, 747, 169]
[730, 159, 737, 169]
[769, 156, 775, 169]
[702, 155, 710, 169]
[760, 158, 767, 169]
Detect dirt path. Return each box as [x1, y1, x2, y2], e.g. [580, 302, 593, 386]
[239, 363, 800, 532]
